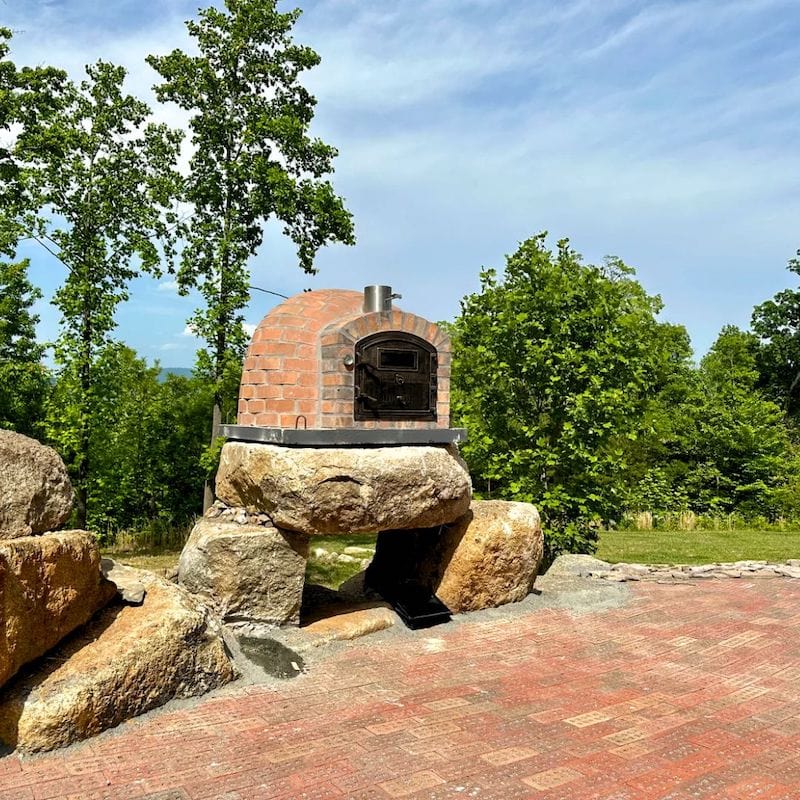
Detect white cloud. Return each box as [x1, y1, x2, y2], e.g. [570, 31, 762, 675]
[242, 322, 257, 338]
[182, 323, 197, 337]
[157, 280, 180, 292]
[10, 0, 800, 364]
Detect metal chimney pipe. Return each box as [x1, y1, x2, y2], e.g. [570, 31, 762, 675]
[363, 285, 394, 313]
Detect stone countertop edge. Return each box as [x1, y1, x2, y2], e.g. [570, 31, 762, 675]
[220, 425, 468, 447]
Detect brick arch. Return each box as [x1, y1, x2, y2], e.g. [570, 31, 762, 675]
[319, 310, 451, 430]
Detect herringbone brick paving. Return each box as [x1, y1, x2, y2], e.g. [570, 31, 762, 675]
[3, 578, 800, 799]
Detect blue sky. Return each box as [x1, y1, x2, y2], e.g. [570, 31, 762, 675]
[5, 0, 800, 366]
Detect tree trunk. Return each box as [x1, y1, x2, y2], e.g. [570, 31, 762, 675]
[76, 464, 88, 529]
[204, 164, 233, 513]
[202, 401, 222, 513]
[76, 306, 92, 529]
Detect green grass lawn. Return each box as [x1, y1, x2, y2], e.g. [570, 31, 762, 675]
[104, 533, 378, 589]
[101, 547, 181, 575]
[105, 528, 800, 584]
[305, 533, 377, 588]
[596, 528, 800, 565]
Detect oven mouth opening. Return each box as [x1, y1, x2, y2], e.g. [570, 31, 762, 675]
[354, 331, 437, 422]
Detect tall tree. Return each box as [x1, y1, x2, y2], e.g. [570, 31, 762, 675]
[147, 0, 355, 508]
[0, 30, 65, 438]
[695, 326, 794, 516]
[752, 252, 800, 414]
[20, 62, 182, 527]
[47, 344, 212, 535]
[0, 258, 49, 436]
[451, 233, 681, 556]
[0, 27, 67, 245]
[624, 326, 798, 518]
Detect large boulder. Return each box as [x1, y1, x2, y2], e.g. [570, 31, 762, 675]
[0, 531, 116, 689]
[368, 500, 543, 613]
[0, 430, 73, 539]
[215, 442, 472, 535]
[179, 517, 309, 626]
[0, 565, 236, 753]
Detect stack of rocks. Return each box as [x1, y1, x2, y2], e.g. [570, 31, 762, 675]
[0, 430, 235, 754]
[0, 430, 113, 689]
[179, 440, 544, 624]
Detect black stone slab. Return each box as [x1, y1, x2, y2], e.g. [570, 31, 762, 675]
[221, 424, 467, 447]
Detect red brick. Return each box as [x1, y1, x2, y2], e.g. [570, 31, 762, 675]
[283, 357, 317, 373]
[254, 384, 283, 400]
[267, 313, 308, 329]
[11, 579, 800, 799]
[296, 372, 319, 388]
[266, 399, 297, 413]
[279, 413, 305, 428]
[321, 388, 349, 403]
[322, 374, 349, 387]
[269, 371, 299, 386]
[249, 341, 295, 357]
[282, 386, 317, 401]
[296, 344, 316, 360]
[410, 315, 429, 338]
[252, 326, 286, 343]
[289, 329, 318, 346]
[252, 356, 283, 371]
[320, 333, 346, 348]
[246, 370, 268, 385]
[269, 341, 301, 356]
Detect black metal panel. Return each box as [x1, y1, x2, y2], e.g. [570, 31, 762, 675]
[374, 580, 452, 630]
[354, 332, 437, 421]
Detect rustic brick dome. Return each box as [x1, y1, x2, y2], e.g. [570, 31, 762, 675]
[237, 289, 451, 430]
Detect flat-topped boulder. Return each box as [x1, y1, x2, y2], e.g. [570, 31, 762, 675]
[0, 531, 116, 689]
[0, 430, 73, 539]
[215, 442, 472, 535]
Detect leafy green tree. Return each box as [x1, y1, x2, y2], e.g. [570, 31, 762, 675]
[615, 322, 695, 510]
[0, 27, 66, 235]
[0, 30, 69, 439]
[451, 233, 680, 556]
[625, 326, 798, 517]
[692, 327, 794, 516]
[47, 345, 213, 536]
[147, 0, 355, 507]
[21, 62, 182, 527]
[0, 258, 49, 436]
[752, 253, 800, 414]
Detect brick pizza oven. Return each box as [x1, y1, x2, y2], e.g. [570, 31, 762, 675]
[226, 286, 463, 446]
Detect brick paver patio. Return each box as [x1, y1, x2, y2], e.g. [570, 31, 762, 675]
[3, 577, 800, 799]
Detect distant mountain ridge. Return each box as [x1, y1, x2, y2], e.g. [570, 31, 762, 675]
[157, 367, 194, 382]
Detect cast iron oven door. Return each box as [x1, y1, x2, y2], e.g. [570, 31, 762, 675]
[354, 332, 437, 420]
